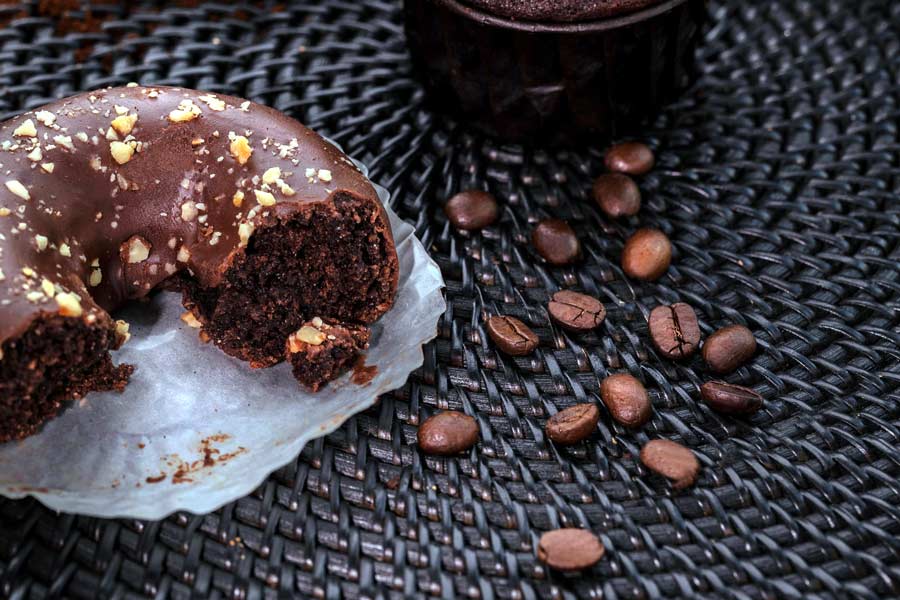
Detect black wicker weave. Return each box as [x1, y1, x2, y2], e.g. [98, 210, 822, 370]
[1, 0, 899, 598]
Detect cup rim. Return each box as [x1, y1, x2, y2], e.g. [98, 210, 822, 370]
[425, 0, 692, 33]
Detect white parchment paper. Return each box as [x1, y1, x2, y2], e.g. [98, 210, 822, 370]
[0, 157, 445, 519]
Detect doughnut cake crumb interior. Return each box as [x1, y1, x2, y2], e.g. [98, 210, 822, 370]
[0, 85, 399, 442]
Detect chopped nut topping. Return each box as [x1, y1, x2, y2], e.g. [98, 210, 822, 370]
[181, 201, 198, 221]
[13, 119, 37, 137]
[35, 234, 48, 251]
[105, 127, 119, 141]
[254, 190, 276, 206]
[288, 325, 328, 351]
[232, 190, 244, 207]
[229, 135, 253, 165]
[59, 243, 71, 257]
[26, 291, 45, 303]
[238, 222, 255, 247]
[109, 140, 135, 164]
[0, 269, 4, 281]
[278, 181, 295, 196]
[168, 99, 202, 123]
[115, 320, 131, 345]
[177, 245, 191, 263]
[34, 110, 56, 126]
[89, 156, 103, 171]
[239, 101, 251, 112]
[198, 95, 226, 111]
[311, 316, 324, 328]
[262, 166, 281, 184]
[89, 268, 102, 287]
[53, 135, 75, 151]
[5, 180, 30, 201]
[41, 278, 55, 297]
[318, 169, 333, 182]
[41, 162, 54, 173]
[56, 292, 83, 317]
[181, 311, 202, 328]
[26, 147, 42, 162]
[76, 132, 89, 143]
[111, 113, 138, 136]
[124, 236, 151, 263]
[0, 207, 10, 217]
[21, 267, 35, 278]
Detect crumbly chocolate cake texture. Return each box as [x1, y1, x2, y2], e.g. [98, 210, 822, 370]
[286, 318, 371, 392]
[0, 85, 399, 442]
[460, 0, 662, 22]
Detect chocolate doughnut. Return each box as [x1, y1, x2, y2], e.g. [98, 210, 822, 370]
[0, 85, 399, 442]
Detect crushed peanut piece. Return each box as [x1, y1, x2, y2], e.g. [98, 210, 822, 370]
[26, 147, 42, 162]
[288, 325, 328, 351]
[181, 311, 202, 328]
[53, 135, 75, 151]
[59, 243, 71, 257]
[177, 246, 191, 263]
[318, 169, 332, 182]
[41, 278, 55, 297]
[262, 166, 281, 184]
[34, 110, 56, 126]
[181, 201, 198, 221]
[232, 190, 244, 207]
[229, 135, 253, 165]
[111, 113, 138, 136]
[238, 222, 255, 247]
[41, 163, 54, 173]
[168, 99, 202, 123]
[35, 234, 48, 251]
[89, 268, 102, 287]
[115, 320, 131, 345]
[5, 180, 30, 201]
[198, 95, 226, 111]
[110, 141, 135, 164]
[13, 119, 37, 137]
[56, 292, 83, 317]
[124, 236, 151, 263]
[0, 207, 10, 217]
[254, 189, 276, 206]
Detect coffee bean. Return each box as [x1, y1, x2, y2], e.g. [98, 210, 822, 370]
[599, 373, 652, 427]
[592, 173, 641, 218]
[486, 315, 539, 356]
[604, 141, 655, 175]
[532, 218, 581, 266]
[648, 303, 701, 360]
[702, 324, 757, 373]
[640, 439, 699, 489]
[548, 290, 606, 331]
[537, 528, 605, 571]
[700, 381, 763, 415]
[417, 411, 478, 455]
[546, 403, 600, 445]
[444, 190, 499, 231]
[621, 228, 671, 281]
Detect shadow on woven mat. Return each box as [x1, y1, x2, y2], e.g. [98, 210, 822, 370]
[0, 0, 898, 598]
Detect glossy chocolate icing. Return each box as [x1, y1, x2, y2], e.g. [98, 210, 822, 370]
[0, 85, 393, 347]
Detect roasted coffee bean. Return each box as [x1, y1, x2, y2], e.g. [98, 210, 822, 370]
[546, 403, 600, 445]
[486, 315, 539, 356]
[444, 190, 499, 231]
[700, 381, 763, 415]
[537, 528, 605, 571]
[702, 324, 757, 373]
[532, 218, 581, 266]
[648, 303, 701, 359]
[604, 141, 655, 175]
[592, 173, 641, 218]
[640, 439, 700, 490]
[548, 290, 606, 331]
[622, 228, 671, 281]
[599, 373, 652, 427]
[417, 411, 479, 455]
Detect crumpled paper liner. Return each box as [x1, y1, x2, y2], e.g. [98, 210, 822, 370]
[0, 153, 445, 519]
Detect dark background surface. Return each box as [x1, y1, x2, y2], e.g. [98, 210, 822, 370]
[1, 1, 899, 598]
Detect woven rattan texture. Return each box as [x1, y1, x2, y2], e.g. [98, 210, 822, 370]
[1, 0, 899, 598]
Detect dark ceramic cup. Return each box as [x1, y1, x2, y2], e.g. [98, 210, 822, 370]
[404, 0, 708, 145]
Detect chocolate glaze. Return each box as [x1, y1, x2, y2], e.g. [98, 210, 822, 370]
[0, 85, 396, 347]
[462, 0, 662, 22]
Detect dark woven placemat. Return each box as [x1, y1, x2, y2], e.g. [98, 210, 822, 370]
[1, 0, 899, 598]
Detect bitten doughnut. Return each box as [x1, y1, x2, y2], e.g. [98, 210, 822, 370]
[0, 85, 399, 442]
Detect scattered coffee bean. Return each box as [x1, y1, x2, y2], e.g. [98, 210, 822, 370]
[444, 190, 499, 231]
[648, 303, 701, 360]
[537, 528, 605, 571]
[532, 218, 581, 266]
[604, 141, 655, 175]
[700, 381, 763, 415]
[546, 403, 600, 445]
[599, 373, 652, 427]
[640, 439, 700, 489]
[702, 324, 757, 373]
[486, 315, 539, 356]
[621, 228, 672, 281]
[592, 173, 641, 218]
[548, 290, 606, 331]
[417, 411, 479, 455]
